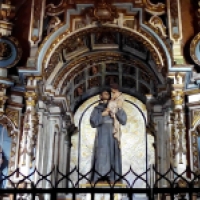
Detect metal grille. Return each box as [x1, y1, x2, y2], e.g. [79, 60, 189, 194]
[0, 165, 199, 200]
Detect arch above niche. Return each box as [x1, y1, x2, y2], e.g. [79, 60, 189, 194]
[51, 51, 163, 112]
[70, 94, 155, 186]
[43, 25, 169, 80]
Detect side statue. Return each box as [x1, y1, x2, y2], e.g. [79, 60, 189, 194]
[90, 84, 127, 182]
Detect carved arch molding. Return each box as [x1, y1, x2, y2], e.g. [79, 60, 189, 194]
[43, 26, 169, 111]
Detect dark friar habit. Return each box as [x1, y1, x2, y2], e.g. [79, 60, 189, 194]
[90, 102, 127, 182]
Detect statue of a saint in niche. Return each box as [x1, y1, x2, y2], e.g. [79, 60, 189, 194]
[90, 87, 127, 182]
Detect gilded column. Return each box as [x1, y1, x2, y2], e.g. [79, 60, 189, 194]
[171, 90, 187, 174]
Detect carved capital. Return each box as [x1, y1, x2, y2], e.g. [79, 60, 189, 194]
[25, 92, 38, 102]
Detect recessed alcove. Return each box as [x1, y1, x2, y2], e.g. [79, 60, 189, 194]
[69, 94, 155, 187]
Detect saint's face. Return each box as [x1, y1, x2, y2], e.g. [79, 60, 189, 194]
[100, 91, 110, 100]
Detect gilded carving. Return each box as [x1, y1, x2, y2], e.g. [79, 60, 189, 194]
[25, 92, 38, 101]
[192, 110, 200, 128]
[190, 33, 200, 66]
[191, 130, 199, 172]
[149, 16, 166, 37]
[0, 41, 11, 60]
[43, 26, 168, 81]
[171, 91, 184, 106]
[0, 1, 15, 36]
[143, 0, 165, 15]
[0, 36, 22, 68]
[5, 108, 19, 128]
[84, 0, 119, 23]
[46, 0, 67, 17]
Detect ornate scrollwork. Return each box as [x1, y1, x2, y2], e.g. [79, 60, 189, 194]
[144, 0, 165, 15]
[149, 16, 166, 38]
[46, 0, 67, 17]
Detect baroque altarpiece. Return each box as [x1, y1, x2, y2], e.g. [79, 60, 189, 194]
[0, 0, 200, 199]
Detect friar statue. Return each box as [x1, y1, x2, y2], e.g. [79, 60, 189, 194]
[90, 89, 127, 182]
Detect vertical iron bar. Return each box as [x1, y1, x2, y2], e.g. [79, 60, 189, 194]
[51, 189, 57, 200]
[128, 192, 132, 200]
[13, 192, 17, 200]
[110, 192, 114, 200]
[32, 192, 36, 200]
[170, 193, 174, 200]
[91, 192, 94, 200]
[189, 192, 192, 200]
[72, 192, 76, 200]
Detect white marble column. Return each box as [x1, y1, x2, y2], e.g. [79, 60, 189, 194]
[19, 77, 39, 178]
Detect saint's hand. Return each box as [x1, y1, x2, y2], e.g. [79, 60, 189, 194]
[105, 108, 110, 112]
[102, 111, 109, 116]
[110, 111, 115, 118]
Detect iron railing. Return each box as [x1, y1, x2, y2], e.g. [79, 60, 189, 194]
[0, 165, 199, 200]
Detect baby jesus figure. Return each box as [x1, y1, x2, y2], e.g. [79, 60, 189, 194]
[106, 84, 125, 148]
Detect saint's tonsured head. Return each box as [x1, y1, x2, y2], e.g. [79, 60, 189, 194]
[99, 89, 111, 101]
